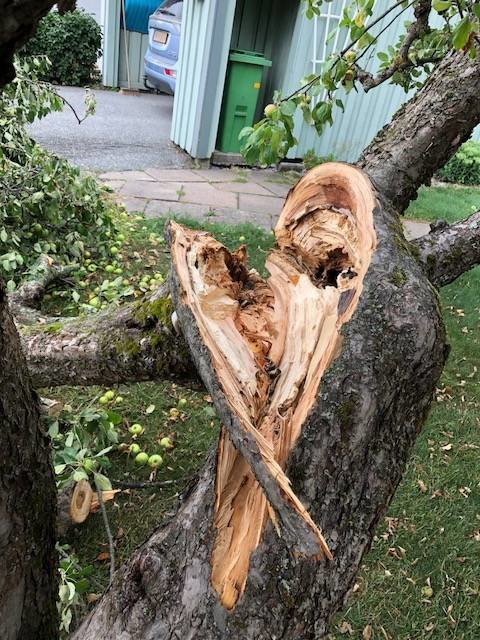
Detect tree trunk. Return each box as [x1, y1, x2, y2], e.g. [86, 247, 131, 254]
[0, 280, 58, 640]
[73, 49, 480, 640]
[74, 171, 447, 640]
[57, 0, 76, 15]
[0, 0, 56, 86]
[0, 7, 58, 638]
[358, 50, 480, 213]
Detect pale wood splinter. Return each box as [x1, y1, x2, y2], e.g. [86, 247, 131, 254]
[168, 163, 377, 609]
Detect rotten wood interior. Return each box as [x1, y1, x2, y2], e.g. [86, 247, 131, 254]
[169, 163, 377, 610]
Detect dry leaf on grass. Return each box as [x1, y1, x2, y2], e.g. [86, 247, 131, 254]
[362, 624, 373, 640]
[417, 479, 427, 493]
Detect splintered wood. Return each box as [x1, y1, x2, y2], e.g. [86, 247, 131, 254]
[168, 163, 377, 610]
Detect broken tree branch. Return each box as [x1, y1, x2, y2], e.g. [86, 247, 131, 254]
[9, 255, 76, 324]
[18, 288, 198, 388]
[73, 161, 448, 639]
[413, 210, 480, 287]
[166, 163, 377, 609]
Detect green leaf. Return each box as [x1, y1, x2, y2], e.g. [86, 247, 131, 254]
[75, 578, 90, 594]
[452, 17, 473, 50]
[432, 0, 451, 11]
[93, 472, 112, 491]
[48, 420, 59, 438]
[357, 32, 375, 49]
[279, 100, 297, 116]
[73, 469, 88, 482]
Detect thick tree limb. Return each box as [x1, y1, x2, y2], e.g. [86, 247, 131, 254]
[359, 50, 480, 213]
[5, 258, 197, 388]
[166, 164, 377, 608]
[19, 290, 197, 388]
[9, 255, 76, 324]
[0, 0, 56, 86]
[413, 210, 480, 287]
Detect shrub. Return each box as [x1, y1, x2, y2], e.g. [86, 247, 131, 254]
[22, 10, 102, 86]
[438, 140, 480, 186]
[0, 57, 119, 287]
[303, 149, 335, 170]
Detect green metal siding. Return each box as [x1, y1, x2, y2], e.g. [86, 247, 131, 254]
[102, 0, 121, 87]
[275, 1, 480, 157]
[275, 1, 417, 161]
[118, 29, 149, 90]
[231, 0, 273, 56]
[169, 0, 479, 160]
[171, 0, 236, 159]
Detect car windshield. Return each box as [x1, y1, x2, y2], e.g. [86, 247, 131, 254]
[158, 0, 182, 18]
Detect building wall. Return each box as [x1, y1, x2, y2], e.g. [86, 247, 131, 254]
[277, 0, 416, 161]
[276, 0, 480, 160]
[77, 0, 103, 24]
[168, 0, 479, 160]
[118, 28, 149, 89]
[170, 0, 236, 159]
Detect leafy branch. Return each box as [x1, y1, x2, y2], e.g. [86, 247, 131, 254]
[240, 0, 480, 167]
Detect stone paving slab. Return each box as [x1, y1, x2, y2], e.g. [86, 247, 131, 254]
[238, 192, 284, 216]
[121, 196, 148, 214]
[144, 200, 273, 230]
[100, 170, 154, 182]
[255, 180, 293, 198]
[179, 182, 238, 209]
[145, 200, 213, 220]
[103, 179, 126, 191]
[100, 166, 429, 241]
[144, 168, 207, 182]
[214, 180, 274, 196]
[403, 220, 430, 240]
[120, 180, 182, 201]
[192, 168, 246, 183]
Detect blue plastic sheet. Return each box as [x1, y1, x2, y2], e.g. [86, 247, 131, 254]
[124, 0, 164, 34]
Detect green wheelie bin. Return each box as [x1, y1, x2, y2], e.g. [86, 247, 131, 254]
[217, 50, 272, 153]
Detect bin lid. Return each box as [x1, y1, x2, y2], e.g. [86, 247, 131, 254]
[229, 49, 272, 67]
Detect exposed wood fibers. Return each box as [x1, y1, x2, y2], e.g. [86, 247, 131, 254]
[169, 163, 377, 610]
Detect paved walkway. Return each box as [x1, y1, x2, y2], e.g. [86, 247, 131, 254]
[100, 166, 296, 229]
[99, 166, 430, 238]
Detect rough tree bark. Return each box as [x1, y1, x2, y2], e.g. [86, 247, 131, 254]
[0, 3, 59, 639]
[15, 286, 195, 388]
[71, 50, 480, 640]
[57, 0, 76, 15]
[0, 280, 58, 640]
[0, 0, 56, 86]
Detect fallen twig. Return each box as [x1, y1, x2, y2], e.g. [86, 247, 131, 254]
[94, 477, 115, 585]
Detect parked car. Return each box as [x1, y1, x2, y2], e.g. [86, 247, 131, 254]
[144, 0, 183, 94]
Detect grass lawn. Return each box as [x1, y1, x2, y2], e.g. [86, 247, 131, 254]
[47, 186, 479, 638]
[406, 183, 480, 223]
